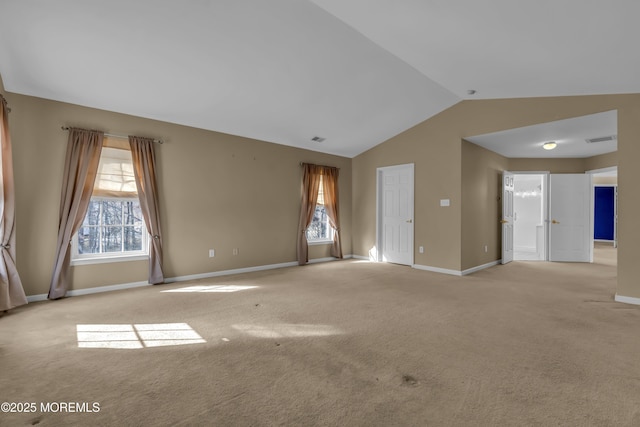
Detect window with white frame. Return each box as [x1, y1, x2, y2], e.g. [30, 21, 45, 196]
[306, 175, 333, 243]
[72, 145, 149, 263]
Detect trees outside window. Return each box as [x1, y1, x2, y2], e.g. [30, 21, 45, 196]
[77, 199, 146, 256]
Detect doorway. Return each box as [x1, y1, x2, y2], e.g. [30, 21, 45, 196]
[589, 166, 618, 248]
[513, 174, 546, 261]
[594, 186, 616, 242]
[588, 167, 618, 266]
[502, 172, 592, 264]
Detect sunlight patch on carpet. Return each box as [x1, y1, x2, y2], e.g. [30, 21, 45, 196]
[76, 323, 206, 349]
[161, 285, 259, 293]
[232, 323, 343, 338]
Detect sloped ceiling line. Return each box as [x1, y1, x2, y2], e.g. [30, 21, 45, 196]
[0, 0, 637, 157]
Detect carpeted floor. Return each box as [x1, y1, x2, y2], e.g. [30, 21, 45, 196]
[2, 244, 639, 426]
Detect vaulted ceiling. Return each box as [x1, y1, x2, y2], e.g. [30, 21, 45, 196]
[0, 1, 638, 157]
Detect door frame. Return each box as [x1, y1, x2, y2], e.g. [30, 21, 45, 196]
[587, 166, 618, 248]
[504, 171, 549, 262]
[501, 171, 514, 264]
[592, 184, 617, 243]
[376, 163, 415, 265]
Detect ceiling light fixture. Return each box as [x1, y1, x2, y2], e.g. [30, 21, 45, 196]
[542, 141, 557, 150]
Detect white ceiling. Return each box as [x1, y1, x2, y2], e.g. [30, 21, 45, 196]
[0, 1, 638, 158]
[465, 110, 617, 158]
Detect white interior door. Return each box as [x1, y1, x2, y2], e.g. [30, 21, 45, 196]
[501, 172, 514, 264]
[377, 164, 414, 265]
[549, 174, 592, 262]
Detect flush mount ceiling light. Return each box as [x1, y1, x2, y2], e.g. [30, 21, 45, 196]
[542, 141, 557, 150]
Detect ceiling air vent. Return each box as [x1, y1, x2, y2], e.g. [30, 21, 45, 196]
[311, 136, 325, 143]
[585, 135, 617, 144]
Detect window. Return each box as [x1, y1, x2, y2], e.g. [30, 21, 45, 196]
[72, 144, 149, 264]
[306, 175, 333, 243]
[74, 198, 147, 257]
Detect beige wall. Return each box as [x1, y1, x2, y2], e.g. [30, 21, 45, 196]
[352, 110, 464, 270]
[6, 84, 639, 301]
[508, 158, 587, 173]
[460, 147, 618, 271]
[616, 104, 640, 299]
[585, 151, 618, 172]
[353, 94, 639, 299]
[461, 141, 508, 270]
[508, 151, 619, 175]
[593, 176, 617, 186]
[7, 93, 352, 296]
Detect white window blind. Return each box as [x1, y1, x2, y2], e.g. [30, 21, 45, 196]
[93, 147, 137, 198]
[317, 175, 324, 205]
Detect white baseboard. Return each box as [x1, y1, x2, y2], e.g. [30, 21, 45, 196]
[462, 260, 501, 276]
[412, 264, 462, 276]
[412, 260, 500, 277]
[164, 261, 299, 284]
[614, 294, 640, 306]
[26, 255, 354, 301]
[27, 280, 150, 302]
[308, 255, 352, 264]
[351, 255, 370, 261]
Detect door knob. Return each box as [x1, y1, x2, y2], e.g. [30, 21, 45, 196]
[552, 219, 560, 224]
[500, 219, 508, 224]
[406, 219, 413, 223]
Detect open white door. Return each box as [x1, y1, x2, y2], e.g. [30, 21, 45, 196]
[501, 172, 514, 264]
[377, 164, 414, 265]
[549, 174, 592, 262]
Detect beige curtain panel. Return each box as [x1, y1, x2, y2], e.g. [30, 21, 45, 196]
[129, 136, 164, 284]
[0, 95, 27, 311]
[297, 164, 323, 265]
[321, 166, 343, 259]
[48, 128, 103, 300]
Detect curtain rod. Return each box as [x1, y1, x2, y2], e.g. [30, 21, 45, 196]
[61, 126, 163, 144]
[299, 162, 340, 170]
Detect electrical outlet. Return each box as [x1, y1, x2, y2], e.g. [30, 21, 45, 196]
[209, 249, 215, 258]
[233, 248, 239, 256]
[419, 246, 424, 254]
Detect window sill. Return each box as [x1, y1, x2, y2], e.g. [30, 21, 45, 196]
[308, 240, 334, 246]
[71, 254, 149, 266]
